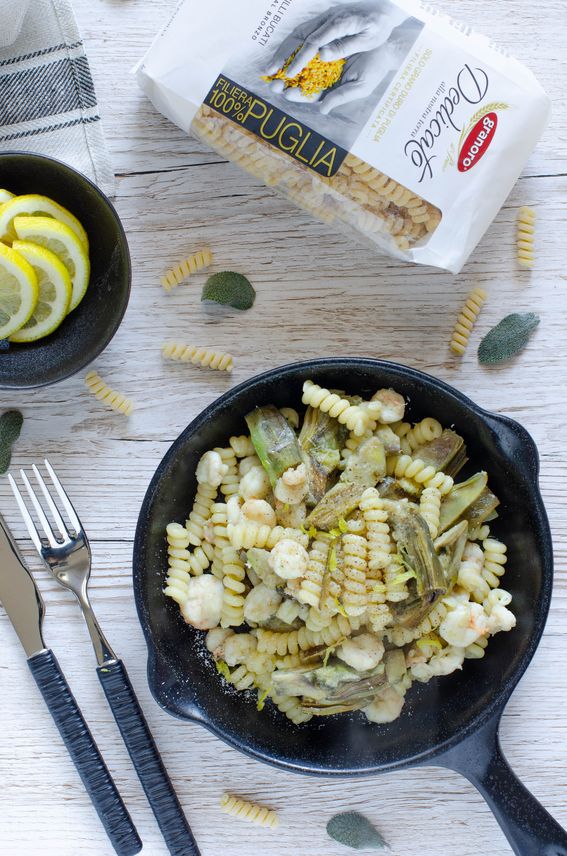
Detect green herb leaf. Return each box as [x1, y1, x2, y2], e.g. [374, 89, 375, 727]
[0, 410, 23, 475]
[327, 812, 389, 851]
[391, 569, 417, 586]
[300, 523, 318, 539]
[215, 659, 231, 681]
[338, 517, 349, 534]
[333, 596, 347, 618]
[478, 313, 540, 365]
[202, 271, 256, 310]
[257, 687, 270, 711]
[328, 543, 337, 573]
[322, 645, 335, 667]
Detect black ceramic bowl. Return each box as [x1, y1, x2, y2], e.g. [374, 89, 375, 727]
[134, 359, 566, 853]
[0, 152, 130, 388]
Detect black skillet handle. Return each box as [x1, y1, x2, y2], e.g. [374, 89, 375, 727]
[28, 649, 142, 856]
[440, 712, 567, 856]
[97, 658, 201, 856]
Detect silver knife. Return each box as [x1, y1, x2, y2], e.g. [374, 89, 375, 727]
[0, 514, 141, 856]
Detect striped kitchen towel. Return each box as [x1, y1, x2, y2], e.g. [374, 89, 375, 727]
[0, 0, 114, 195]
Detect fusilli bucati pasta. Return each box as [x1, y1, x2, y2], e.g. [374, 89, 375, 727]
[220, 794, 279, 829]
[190, 105, 442, 260]
[162, 341, 233, 372]
[160, 247, 213, 290]
[450, 288, 487, 356]
[517, 206, 536, 268]
[84, 371, 133, 416]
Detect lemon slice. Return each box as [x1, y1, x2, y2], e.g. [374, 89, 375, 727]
[0, 189, 14, 205]
[0, 194, 89, 248]
[0, 242, 39, 339]
[9, 241, 72, 343]
[13, 215, 90, 311]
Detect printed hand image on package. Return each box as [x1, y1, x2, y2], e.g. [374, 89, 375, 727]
[136, 0, 550, 272]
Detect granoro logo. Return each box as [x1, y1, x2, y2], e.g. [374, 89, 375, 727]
[458, 112, 498, 172]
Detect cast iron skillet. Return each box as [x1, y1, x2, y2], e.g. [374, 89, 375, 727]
[134, 359, 567, 856]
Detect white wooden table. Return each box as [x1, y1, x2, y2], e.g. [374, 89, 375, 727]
[1, 1, 566, 854]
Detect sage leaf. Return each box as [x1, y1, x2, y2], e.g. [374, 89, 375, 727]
[0, 410, 23, 474]
[326, 812, 389, 851]
[478, 313, 540, 365]
[202, 271, 255, 310]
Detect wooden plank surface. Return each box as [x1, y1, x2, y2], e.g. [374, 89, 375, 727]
[1, 0, 566, 854]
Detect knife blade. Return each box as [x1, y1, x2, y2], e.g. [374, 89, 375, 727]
[0, 512, 45, 657]
[0, 511, 142, 854]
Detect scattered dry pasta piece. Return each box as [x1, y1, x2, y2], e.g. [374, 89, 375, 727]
[220, 794, 279, 829]
[160, 247, 212, 290]
[450, 287, 487, 356]
[84, 371, 133, 416]
[162, 341, 233, 372]
[517, 206, 536, 268]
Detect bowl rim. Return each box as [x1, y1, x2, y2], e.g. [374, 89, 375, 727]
[0, 150, 131, 390]
[133, 357, 553, 774]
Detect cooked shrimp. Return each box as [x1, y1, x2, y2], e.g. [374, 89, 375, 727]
[371, 388, 406, 423]
[181, 575, 224, 629]
[336, 633, 385, 671]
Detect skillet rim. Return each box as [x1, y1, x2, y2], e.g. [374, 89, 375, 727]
[133, 357, 553, 775]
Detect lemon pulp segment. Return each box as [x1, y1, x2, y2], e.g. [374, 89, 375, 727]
[0, 242, 39, 338]
[13, 215, 90, 311]
[9, 241, 72, 342]
[0, 193, 89, 248]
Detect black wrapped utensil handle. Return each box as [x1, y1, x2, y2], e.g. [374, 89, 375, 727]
[28, 649, 142, 856]
[441, 712, 567, 856]
[97, 659, 200, 856]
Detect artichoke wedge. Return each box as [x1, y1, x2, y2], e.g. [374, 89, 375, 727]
[412, 429, 467, 478]
[378, 477, 413, 502]
[245, 405, 302, 487]
[438, 471, 488, 534]
[389, 506, 447, 627]
[462, 486, 500, 528]
[307, 437, 386, 530]
[341, 436, 386, 486]
[382, 477, 421, 500]
[273, 660, 387, 714]
[434, 520, 468, 590]
[246, 547, 280, 588]
[299, 405, 346, 505]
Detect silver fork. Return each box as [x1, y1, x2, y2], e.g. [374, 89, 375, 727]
[9, 460, 201, 856]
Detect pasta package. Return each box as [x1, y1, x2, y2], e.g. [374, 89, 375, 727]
[136, 0, 550, 273]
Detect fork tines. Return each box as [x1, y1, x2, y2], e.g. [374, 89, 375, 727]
[8, 460, 82, 550]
